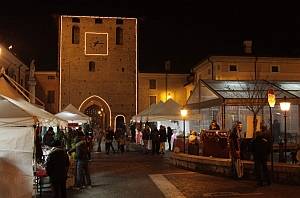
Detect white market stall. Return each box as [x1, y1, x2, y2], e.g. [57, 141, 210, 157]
[0, 71, 67, 197]
[55, 104, 90, 125]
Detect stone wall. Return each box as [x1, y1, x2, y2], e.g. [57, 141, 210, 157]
[170, 153, 300, 185]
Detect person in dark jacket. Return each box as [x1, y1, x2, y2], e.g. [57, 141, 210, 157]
[252, 131, 271, 186]
[45, 144, 69, 198]
[105, 127, 115, 154]
[209, 120, 220, 130]
[167, 127, 173, 151]
[68, 133, 92, 189]
[151, 127, 160, 155]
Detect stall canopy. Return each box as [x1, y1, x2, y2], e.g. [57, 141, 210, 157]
[186, 80, 299, 109]
[132, 101, 164, 122]
[133, 99, 200, 122]
[0, 71, 67, 197]
[55, 104, 90, 123]
[0, 73, 67, 127]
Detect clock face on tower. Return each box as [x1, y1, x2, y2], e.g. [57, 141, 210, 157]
[85, 32, 108, 55]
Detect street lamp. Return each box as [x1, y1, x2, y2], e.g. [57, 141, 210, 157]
[180, 108, 188, 153]
[280, 96, 291, 162]
[267, 89, 276, 177]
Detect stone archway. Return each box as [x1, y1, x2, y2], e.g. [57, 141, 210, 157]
[114, 115, 126, 131]
[79, 95, 111, 130]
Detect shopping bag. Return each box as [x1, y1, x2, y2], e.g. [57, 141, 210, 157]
[235, 159, 244, 178]
[147, 140, 152, 150]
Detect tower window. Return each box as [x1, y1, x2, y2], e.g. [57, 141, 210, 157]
[95, 18, 103, 24]
[116, 27, 123, 45]
[72, 17, 80, 23]
[89, 61, 95, 72]
[271, 65, 279, 72]
[122, 67, 125, 72]
[72, 25, 80, 44]
[229, 64, 237, 72]
[116, 19, 123, 24]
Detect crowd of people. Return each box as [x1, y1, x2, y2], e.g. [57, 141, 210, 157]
[35, 118, 299, 197]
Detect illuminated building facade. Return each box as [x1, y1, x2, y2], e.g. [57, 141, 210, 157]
[138, 72, 189, 112]
[59, 16, 137, 129]
[35, 71, 59, 114]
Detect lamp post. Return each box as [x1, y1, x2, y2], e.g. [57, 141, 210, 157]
[267, 89, 276, 177]
[180, 108, 188, 153]
[280, 96, 291, 162]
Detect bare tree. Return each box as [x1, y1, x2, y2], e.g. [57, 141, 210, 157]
[224, 80, 270, 137]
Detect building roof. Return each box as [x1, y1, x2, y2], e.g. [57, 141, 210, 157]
[186, 80, 300, 109]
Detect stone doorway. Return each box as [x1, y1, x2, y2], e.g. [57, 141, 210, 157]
[79, 95, 111, 130]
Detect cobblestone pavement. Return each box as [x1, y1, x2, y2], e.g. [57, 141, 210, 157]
[36, 145, 300, 198]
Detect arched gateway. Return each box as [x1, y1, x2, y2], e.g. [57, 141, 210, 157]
[79, 95, 111, 130]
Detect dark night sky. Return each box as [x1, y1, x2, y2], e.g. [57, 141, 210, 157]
[1, 1, 300, 73]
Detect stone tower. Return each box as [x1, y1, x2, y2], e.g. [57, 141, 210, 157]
[59, 16, 137, 129]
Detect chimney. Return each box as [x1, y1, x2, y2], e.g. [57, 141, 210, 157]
[243, 40, 252, 54]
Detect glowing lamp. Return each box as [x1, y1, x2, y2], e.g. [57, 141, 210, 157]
[267, 89, 276, 107]
[280, 101, 291, 112]
[180, 109, 188, 118]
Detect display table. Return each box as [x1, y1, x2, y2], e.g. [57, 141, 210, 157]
[201, 130, 229, 158]
[34, 167, 49, 197]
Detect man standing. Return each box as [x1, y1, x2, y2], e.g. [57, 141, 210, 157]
[229, 121, 243, 179]
[45, 143, 69, 198]
[130, 121, 136, 143]
[252, 131, 271, 186]
[167, 127, 173, 151]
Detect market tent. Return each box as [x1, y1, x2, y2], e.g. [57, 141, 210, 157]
[0, 71, 67, 197]
[147, 99, 201, 121]
[55, 104, 90, 123]
[132, 101, 164, 122]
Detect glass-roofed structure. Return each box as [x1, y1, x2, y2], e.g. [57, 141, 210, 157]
[186, 80, 300, 143]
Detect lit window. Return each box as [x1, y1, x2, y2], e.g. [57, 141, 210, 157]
[229, 65, 237, 72]
[89, 61, 95, 72]
[271, 65, 279, 72]
[116, 27, 123, 45]
[47, 91, 55, 104]
[149, 96, 156, 105]
[149, 79, 156, 89]
[95, 18, 102, 24]
[72, 26, 80, 44]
